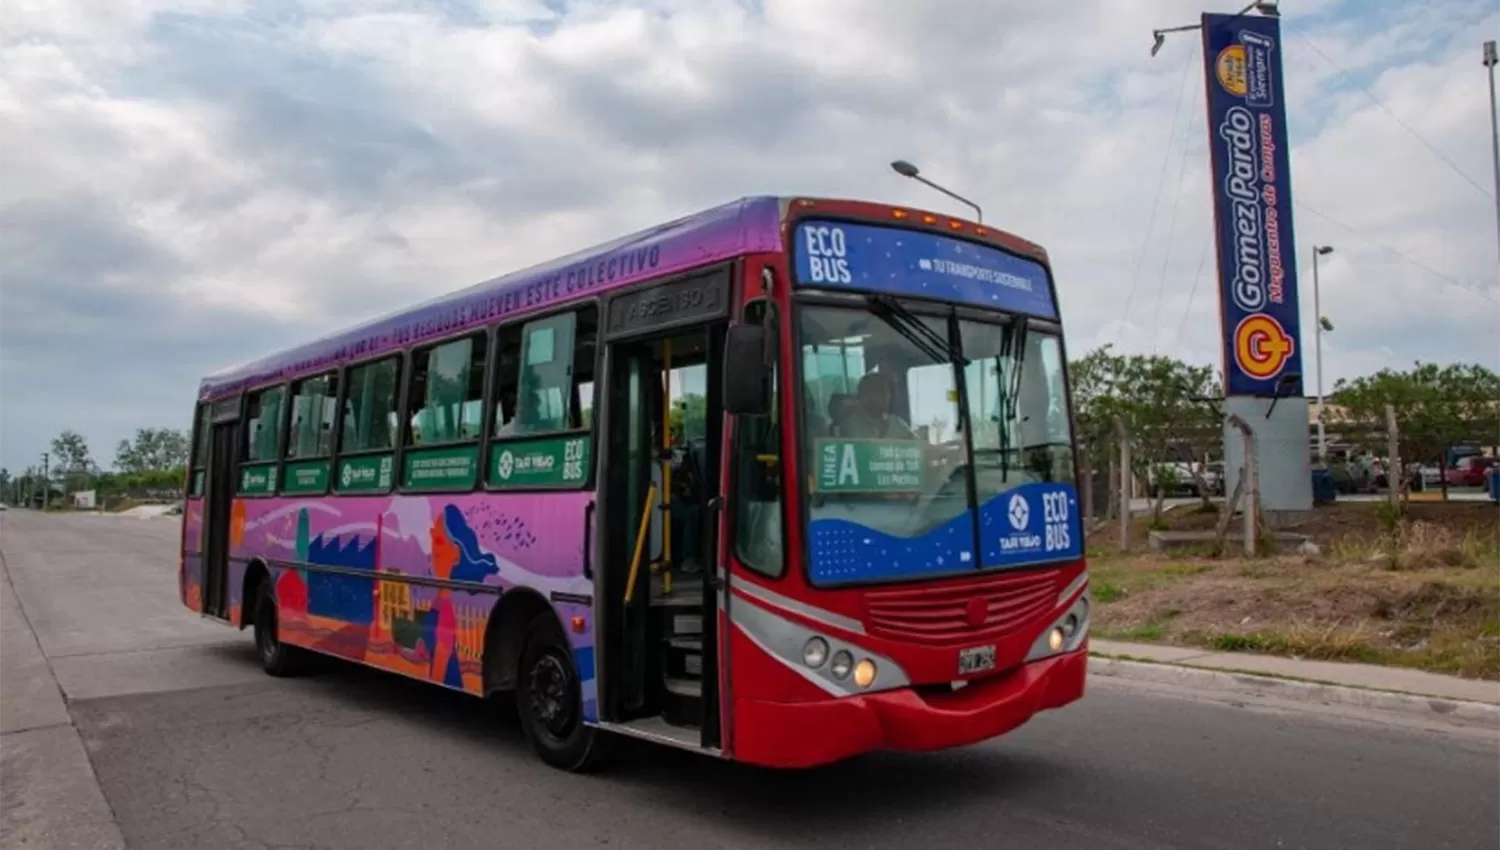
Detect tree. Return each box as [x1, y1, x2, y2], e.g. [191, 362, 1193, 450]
[1069, 345, 1222, 521]
[1332, 362, 1500, 495]
[115, 427, 189, 474]
[50, 430, 95, 493]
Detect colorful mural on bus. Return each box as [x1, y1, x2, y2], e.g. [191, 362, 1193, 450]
[182, 492, 598, 722]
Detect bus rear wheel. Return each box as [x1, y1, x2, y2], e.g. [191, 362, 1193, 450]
[252, 581, 307, 677]
[516, 613, 607, 772]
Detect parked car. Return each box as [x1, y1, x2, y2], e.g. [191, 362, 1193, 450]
[1147, 461, 1218, 498]
[1445, 456, 1497, 488]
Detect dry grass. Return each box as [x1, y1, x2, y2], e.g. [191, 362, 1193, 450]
[1088, 501, 1500, 679]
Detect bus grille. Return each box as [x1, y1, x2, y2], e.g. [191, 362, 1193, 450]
[863, 571, 1061, 644]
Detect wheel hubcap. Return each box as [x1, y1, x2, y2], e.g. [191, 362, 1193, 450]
[527, 651, 577, 740]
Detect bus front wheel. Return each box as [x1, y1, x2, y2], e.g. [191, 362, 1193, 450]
[516, 613, 607, 772]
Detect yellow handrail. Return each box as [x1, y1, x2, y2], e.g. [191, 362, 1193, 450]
[623, 482, 657, 605]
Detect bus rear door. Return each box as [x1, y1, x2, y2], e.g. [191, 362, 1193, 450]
[201, 395, 241, 621]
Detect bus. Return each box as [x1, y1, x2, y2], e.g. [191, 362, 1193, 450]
[180, 195, 1089, 771]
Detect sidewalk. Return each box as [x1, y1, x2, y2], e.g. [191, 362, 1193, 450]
[1090, 638, 1500, 716]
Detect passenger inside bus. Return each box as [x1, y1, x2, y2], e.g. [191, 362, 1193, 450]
[839, 371, 917, 439]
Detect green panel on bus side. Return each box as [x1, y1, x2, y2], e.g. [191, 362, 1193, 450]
[402, 444, 481, 492]
[283, 459, 332, 495]
[811, 438, 925, 493]
[337, 454, 395, 494]
[488, 434, 591, 489]
[238, 462, 279, 496]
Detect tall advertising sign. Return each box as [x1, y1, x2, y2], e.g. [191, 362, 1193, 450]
[1201, 13, 1303, 397]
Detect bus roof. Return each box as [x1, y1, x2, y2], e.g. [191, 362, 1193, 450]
[198, 195, 786, 401]
[196, 194, 1053, 401]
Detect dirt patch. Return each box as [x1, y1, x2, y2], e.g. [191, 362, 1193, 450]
[1088, 503, 1500, 679]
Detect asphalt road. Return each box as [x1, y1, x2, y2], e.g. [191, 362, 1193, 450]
[2, 510, 1497, 850]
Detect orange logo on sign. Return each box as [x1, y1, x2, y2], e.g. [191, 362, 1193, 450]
[1215, 45, 1248, 96]
[1234, 314, 1294, 380]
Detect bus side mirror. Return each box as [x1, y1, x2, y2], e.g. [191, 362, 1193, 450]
[724, 324, 770, 417]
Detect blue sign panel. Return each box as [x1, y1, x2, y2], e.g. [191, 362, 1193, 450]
[791, 220, 1058, 320]
[1201, 13, 1304, 397]
[806, 482, 1083, 585]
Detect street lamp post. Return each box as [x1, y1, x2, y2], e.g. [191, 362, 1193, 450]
[1484, 40, 1499, 266]
[889, 160, 984, 223]
[1150, 0, 1279, 56]
[1312, 245, 1334, 466]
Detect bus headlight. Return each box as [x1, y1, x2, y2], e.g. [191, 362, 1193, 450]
[802, 637, 829, 668]
[829, 650, 853, 680]
[1048, 628, 1065, 652]
[1062, 612, 1080, 638]
[853, 659, 877, 689]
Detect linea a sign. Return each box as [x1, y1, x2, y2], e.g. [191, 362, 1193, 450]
[1201, 12, 1304, 397]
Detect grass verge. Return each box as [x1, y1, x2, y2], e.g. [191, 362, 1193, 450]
[1088, 501, 1500, 680]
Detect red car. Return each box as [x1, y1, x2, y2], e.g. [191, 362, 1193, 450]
[1445, 456, 1497, 488]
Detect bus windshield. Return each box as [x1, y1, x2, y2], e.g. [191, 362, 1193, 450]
[798, 302, 1076, 586]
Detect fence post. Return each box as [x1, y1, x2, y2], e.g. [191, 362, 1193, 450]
[1226, 414, 1258, 556]
[1385, 404, 1401, 511]
[1117, 417, 1130, 551]
[1106, 452, 1118, 521]
[1081, 450, 1095, 524]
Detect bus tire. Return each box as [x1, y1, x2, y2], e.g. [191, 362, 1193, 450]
[252, 581, 307, 677]
[516, 613, 607, 772]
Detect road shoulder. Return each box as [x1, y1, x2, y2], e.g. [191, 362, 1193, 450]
[1, 539, 127, 850]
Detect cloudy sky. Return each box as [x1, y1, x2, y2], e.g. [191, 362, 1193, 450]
[2, 0, 1497, 474]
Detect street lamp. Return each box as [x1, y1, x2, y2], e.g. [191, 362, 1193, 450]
[889, 160, 984, 223]
[1150, 0, 1279, 57]
[1312, 244, 1334, 466]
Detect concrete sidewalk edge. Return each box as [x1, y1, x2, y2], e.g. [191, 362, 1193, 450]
[1088, 654, 1500, 728]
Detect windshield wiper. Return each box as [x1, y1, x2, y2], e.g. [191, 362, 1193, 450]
[867, 295, 968, 366]
[996, 321, 1028, 481]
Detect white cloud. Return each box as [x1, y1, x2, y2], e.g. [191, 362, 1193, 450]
[1, 0, 1496, 471]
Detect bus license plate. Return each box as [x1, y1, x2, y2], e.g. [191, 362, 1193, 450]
[958, 645, 995, 675]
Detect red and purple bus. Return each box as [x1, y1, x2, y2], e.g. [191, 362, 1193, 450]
[180, 195, 1089, 770]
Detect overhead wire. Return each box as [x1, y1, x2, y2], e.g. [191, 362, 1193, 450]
[1114, 45, 1198, 348]
[1172, 237, 1214, 356]
[1293, 200, 1498, 303]
[1293, 31, 1494, 202]
[1151, 43, 1203, 355]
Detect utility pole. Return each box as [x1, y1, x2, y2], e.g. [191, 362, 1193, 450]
[1312, 245, 1333, 466]
[40, 452, 49, 511]
[1484, 41, 1499, 266]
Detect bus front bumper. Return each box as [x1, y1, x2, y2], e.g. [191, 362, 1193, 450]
[732, 647, 1087, 769]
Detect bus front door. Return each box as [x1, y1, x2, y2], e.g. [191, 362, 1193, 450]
[596, 268, 730, 750]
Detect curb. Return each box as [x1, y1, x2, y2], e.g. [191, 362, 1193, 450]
[1088, 655, 1500, 729]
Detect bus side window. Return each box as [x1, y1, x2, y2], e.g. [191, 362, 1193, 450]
[286, 372, 339, 459]
[494, 306, 597, 438]
[405, 332, 487, 447]
[341, 356, 402, 454]
[732, 300, 784, 578]
[243, 385, 287, 463]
